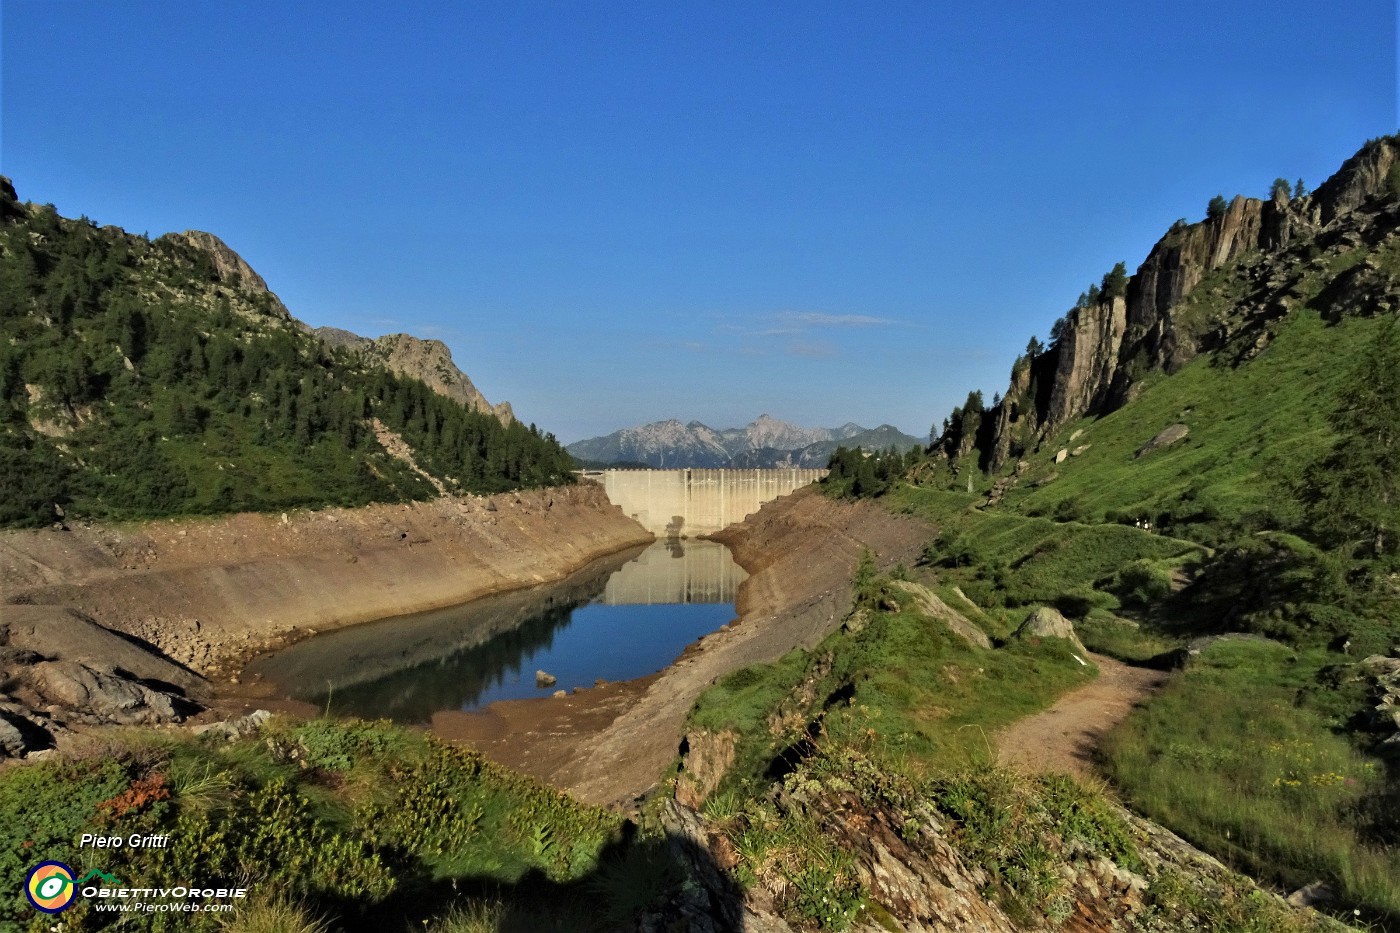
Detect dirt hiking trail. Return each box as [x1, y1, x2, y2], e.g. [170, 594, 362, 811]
[996, 653, 1169, 779]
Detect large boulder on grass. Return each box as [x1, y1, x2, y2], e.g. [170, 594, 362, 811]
[1014, 607, 1087, 655]
[888, 581, 992, 649]
[1135, 423, 1189, 458]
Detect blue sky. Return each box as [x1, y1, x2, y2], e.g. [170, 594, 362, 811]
[2, 2, 1395, 443]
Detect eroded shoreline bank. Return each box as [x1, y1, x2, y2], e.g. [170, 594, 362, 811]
[1, 484, 654, 676]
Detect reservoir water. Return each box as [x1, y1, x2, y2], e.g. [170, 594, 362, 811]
[246, 539, 746, 723]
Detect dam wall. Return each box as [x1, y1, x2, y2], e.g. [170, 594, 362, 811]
[596, 468, 826, 536]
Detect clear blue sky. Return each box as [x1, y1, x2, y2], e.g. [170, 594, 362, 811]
[2, 2, 1395, 443]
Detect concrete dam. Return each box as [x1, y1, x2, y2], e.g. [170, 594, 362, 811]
[592, 468, 827, 536]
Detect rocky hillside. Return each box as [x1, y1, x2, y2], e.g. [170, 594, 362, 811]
[313, 327, 514, 424]
[650, 778, 1345, 933]
[0, 177, 573, 527]
[935, 135, 1400, 473]
[569, 414, 919, 468]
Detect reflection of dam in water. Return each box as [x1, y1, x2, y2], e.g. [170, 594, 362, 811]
[602, 539, 746, 605]
[248, 539, 747, 721]
[594, 468, 826, 535]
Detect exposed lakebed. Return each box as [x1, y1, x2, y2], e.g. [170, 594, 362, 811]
[246, 539, 746, 722]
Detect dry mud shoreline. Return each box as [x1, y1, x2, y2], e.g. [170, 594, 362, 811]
[0, 484, 654, 752]
[1, 484, 653, 673]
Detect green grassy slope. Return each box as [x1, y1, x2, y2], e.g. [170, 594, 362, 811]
[1002, 310, 1390, 546]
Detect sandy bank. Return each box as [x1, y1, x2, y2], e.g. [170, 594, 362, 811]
[1, 484, 653, 674]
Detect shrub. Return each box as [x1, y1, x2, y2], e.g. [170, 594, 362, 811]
[1114, 559, 1173, 607]
[1052, 498, 1085, 523]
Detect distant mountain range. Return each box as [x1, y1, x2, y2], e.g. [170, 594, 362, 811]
[567, 415, 923, 468]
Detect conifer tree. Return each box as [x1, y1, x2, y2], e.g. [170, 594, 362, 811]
[1302, 316, 1400, 559]
[1101, 261, 1129, 300]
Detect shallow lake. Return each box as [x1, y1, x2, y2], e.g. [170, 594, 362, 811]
[245, 539, 746, 722]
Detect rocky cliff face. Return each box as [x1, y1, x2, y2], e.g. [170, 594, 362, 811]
[953, 135, 1400, 471]
[314, 327, 514, 424]
[150, 228, 513, 425]
[167, 230, 293, 320]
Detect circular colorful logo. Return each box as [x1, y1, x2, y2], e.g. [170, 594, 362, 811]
[25, 862, 76, 914]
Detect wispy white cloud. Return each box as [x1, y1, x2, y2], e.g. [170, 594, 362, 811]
[786, 339, 838, 358]
[645, 336, 713, 354]
[775, 311, 894, 328]
[716, 309, 899, 342]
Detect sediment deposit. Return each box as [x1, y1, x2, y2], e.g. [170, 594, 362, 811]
[0, 484, 653, 674]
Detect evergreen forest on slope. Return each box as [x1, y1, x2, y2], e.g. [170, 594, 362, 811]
[0, 178, 575, 528]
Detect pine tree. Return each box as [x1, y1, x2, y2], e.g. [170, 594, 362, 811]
[1101, 261, 1129, 300]
[1302, 316, 1400, 559]
[1207, 195, 1228, 220]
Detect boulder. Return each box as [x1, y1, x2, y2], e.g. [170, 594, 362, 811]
[27, 660, 185, 725]
[0, 717, 25, 757]
[1285, 881, 1335, 909]
[536, 670, 557, 687]
[0, 709, 49, 758]
[676, 729, 739, 808]
[1361, 655, 1400, 679]
[195, 709, 273, 742]
[888, 581, 992, 649]
[1014, 606, 1087, 655]
[1135, 424, 1190, 458]
[1055, 449, 1069, 463]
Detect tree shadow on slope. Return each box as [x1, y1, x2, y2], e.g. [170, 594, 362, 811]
[344, 821, 749, 933]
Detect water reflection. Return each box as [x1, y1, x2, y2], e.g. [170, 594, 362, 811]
[602, 537, 745, 605]
[246, 539, 745, 722]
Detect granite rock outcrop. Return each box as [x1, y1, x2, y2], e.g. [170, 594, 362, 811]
[936, 135, 1400, 472]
